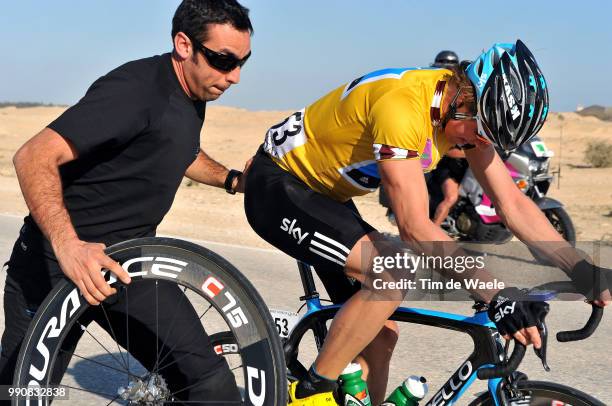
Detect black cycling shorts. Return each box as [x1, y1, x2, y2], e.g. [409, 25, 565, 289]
[433, 157, 469, 184]
[244, 148, 376, 304]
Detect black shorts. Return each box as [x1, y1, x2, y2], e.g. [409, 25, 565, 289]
[244, 148, 376, 304]
[433, 157, 469, 184]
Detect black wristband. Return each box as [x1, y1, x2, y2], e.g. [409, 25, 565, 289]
[224, 169, 242, 195]
[569, 260, 611, 300]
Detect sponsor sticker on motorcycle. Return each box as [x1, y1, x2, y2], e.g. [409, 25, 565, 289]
[531, 141, 554, 158]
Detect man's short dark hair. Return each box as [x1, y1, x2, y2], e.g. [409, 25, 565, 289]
[171, 0, 253, 44]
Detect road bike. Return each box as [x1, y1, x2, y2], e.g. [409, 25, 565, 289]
[12, 237, 287, 405]
[217, 261, 606, 405]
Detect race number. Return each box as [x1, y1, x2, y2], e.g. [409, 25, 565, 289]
[268, 309, 300, 339]
[263, 109, 306, 159]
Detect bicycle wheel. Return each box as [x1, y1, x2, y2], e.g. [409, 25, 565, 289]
[13, 237, 286, 405]
[468, 380, 604, 406]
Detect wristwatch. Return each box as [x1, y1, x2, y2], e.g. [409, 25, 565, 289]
[224, 169, 243, 194]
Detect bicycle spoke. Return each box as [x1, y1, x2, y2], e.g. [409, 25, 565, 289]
[125, 285, 130, 389]
[99, 301, 129, 371]
[150, 285, 190, 373]
[77, 321, 129, 372]
[105, 394, 124, 406]
[154, 303, 213, 370]
[59, 349, 141, 379]
[167, 378, 219, 400]
[155, 280, 159, 371]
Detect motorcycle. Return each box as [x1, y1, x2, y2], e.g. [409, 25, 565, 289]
[380, 136, 576, 262]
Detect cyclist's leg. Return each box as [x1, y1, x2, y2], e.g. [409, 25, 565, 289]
[314, 252, 399, 404]
[245, 149, 402, 402]
[433, 176, 460, 225]
[355, 321, 398, 403]
[313, 231, 406, 393]
[96, 279, 241, 402]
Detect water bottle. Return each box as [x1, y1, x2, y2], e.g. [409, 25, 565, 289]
[381, 376, 428, 406]
[339, 362, 371, 406]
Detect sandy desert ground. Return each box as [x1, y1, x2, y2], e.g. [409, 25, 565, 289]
[1, 105, 611, 248]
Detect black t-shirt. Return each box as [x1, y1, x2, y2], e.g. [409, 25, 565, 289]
[25, 53, 205, 253]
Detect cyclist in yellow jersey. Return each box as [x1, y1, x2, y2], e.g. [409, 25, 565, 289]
[244, 40, 610, 405]
[263, 68, 454, 202]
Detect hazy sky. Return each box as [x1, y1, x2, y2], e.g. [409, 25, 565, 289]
[1, 1, 610, 112]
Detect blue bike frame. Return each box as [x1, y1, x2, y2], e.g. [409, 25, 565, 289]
[285, 262, 508, 405]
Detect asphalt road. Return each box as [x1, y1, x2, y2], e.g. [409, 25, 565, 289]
[0, 214, 610, 404]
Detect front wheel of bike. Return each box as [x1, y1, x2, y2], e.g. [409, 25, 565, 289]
[13, 237, 286, 405]
[468, 380, 604, 406]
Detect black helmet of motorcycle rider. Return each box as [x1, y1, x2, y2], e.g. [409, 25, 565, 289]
[465, 40, 550, 152]
[433, 50, 459, 68]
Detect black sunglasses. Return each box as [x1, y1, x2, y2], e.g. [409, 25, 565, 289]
[190, 36, 251, 72]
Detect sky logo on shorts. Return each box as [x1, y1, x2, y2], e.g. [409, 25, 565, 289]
[280, 218, 309, 245]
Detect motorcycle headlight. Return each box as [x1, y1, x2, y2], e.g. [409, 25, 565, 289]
[528, 161, 539, 173]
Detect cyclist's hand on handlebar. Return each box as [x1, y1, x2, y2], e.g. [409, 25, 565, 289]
[488, 287, 548, 349]
[569, 261, 612, 305]
[591, 296, 610, 308]
[54, 238, 131, 305]
[505, 326, 541, 348]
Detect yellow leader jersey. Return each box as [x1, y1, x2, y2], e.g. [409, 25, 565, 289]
[263, 68, 455, 202]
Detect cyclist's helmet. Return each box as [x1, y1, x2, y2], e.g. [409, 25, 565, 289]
[465, 40, 549, 151]
[433, 50, 459, 68]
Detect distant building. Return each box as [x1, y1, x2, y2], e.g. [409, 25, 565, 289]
[576, 104, 584, 112]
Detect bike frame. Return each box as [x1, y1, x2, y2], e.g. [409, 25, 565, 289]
[284, 262, 509, 406]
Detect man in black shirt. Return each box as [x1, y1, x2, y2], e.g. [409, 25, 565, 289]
[1, 0, 252, 402]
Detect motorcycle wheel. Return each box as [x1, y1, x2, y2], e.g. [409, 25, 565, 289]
[528, 207, 576, 265]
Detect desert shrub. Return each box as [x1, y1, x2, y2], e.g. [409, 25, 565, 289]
[584, 140, 612, 168]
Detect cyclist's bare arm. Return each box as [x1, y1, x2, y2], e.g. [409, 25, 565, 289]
[184, 149, 251, 193]
[465, 145, 610, 304]
[13, 127, 130, 305]
[466, 145, 567, 245]
[378, 158, 498, 302]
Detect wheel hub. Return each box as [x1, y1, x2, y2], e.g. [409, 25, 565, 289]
[117, 373, 171, 405]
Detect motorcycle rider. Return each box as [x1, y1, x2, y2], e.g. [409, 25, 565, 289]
[432, 50, 459, 68]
